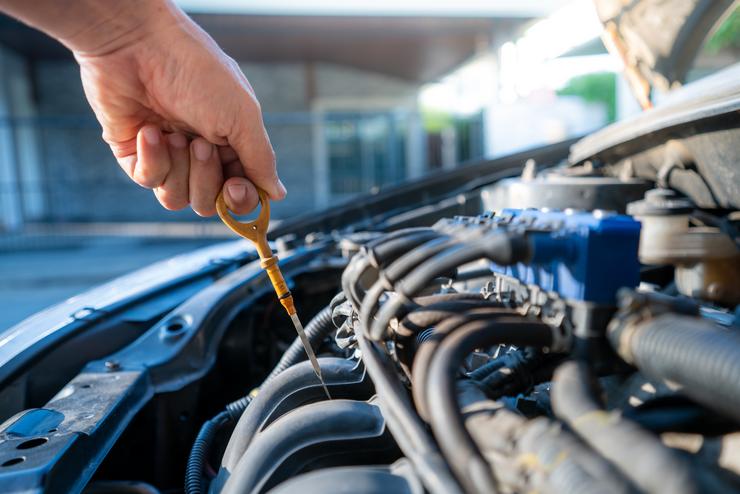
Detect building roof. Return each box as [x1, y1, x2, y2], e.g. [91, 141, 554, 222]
[0, 2, 567, 82]
[189, 14, 521, 82]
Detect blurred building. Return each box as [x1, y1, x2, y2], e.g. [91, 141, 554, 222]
[0, 1, 572, 229]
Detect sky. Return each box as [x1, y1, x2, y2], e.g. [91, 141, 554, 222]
[176, 0, 570, 18]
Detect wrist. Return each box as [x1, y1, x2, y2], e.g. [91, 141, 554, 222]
[64, 0, 183, 57]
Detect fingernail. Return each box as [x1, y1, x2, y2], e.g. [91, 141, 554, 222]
[193, 139, 213, 161]
[277, 179, 287, 197]
[228, 183, 247, 203]
[143, 126, 160, 146]
[167, 133, 188, 149]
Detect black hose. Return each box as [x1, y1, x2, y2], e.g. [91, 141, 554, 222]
[221, 400, 397, 494]
[516, 415, 636, 494]
[551, 360, 717, 494]
[185, 411, 230, 494]
[358, 235, 458, 337]
[186, 304, 337, 494]
[609, 313, 740, 422]
[341, 228, 439, 307]
[369, 233, 530, 340]
[411, 307, 520, 420]
[425, 317, 554, 494]
[471, 348, 562, 400]
[394, 293, 490, 338]
[355, 329, 463, 494]
[393, 295, 495, 370]
[458, 381, 635, 494]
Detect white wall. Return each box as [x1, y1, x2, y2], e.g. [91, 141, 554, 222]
[484, 94, 607, 158]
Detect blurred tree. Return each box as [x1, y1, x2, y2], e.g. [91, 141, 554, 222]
[421, 108, 454, 133]
[557, 72, 616, 123]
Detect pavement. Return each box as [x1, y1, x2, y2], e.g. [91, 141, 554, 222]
[0, 235, 219, 332]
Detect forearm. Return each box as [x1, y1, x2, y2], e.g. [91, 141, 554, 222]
[0, 0, 183, 55]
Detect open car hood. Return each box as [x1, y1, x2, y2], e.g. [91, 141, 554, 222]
[594, 0, 736, 107]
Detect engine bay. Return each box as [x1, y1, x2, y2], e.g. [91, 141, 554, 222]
[194, 174, 739, 494]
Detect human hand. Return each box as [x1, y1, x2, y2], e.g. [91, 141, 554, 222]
[72, 1, 284, 216]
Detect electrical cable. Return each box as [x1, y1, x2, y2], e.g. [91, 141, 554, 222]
[355, 328, 463, 494]
[368, 232, 530, 340]
[424, 316, 554, 494]
[358, 235, 459, 338]
[411, 308, 520, 420]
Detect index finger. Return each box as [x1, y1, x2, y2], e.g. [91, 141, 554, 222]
[227, 99, 286, 201]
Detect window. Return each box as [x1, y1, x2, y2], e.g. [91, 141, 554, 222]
[324, 112, 406, 198]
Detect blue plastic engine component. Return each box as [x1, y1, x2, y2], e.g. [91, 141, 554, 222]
[485, 209, 641, 305]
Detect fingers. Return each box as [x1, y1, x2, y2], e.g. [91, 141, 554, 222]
[219, 145, 259, 214]
[116, 127, 261, 216]
[223, 177, 259, 215]
[153, 133, 190, 210]
[134, 125, 171, 188]
[189, 137, 222, 216]
[218, 145, 239, 164]
[228, 101, 287, 201]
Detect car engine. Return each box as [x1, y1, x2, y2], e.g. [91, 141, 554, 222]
[192, 172, 739, 494]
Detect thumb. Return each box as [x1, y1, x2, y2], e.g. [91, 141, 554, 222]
[227, 106, 286, 201]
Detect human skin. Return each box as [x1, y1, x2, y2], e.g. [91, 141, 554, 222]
[0, 0, 285, 216]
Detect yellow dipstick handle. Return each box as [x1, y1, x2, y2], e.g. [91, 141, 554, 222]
[216, 189, 296, 316]
[216, 188, 331, 398]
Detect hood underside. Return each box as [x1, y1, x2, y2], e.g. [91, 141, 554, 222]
[595, 0, 737, 106]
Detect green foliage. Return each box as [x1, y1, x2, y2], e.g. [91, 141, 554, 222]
[420, 108, 454, 133]
[557, 72, 617, 123]
[704, 7, 739, 54]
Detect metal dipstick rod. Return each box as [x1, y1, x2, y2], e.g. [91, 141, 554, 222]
[216, 189, 331, 399]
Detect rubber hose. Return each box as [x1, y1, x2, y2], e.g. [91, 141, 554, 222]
[472, 349, 561, 400]
[221, 400, 397, 494]
[341, 229, 438, 307]
[516, 415, 635, 494]
[425, 317, 554, 494]
[609, 313, 740, 422]
[351, 230, 442, 306]
[355, 331, 463, 494]
[369, 233, 529, 340]
[551, 360, 705, 494]
[394, 296, 497, 367]
[185, 411, 230, 494]
[394, 294, 490, 338]
[359, 235, 457, 337]
[363, 238, 465, 339]
[460, 382, 634, 494]
[411, 307, 520, 420]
